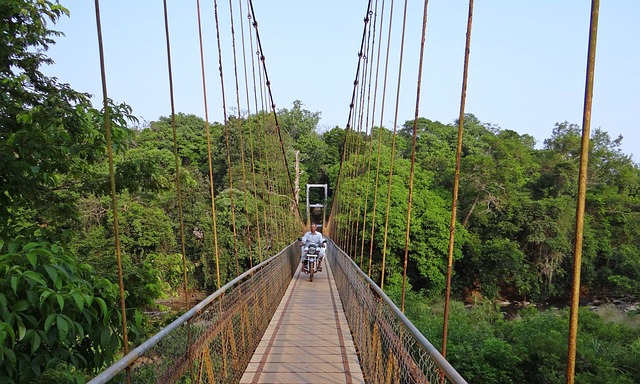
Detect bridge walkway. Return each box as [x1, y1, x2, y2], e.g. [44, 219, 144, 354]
[240, 256, 365, 383]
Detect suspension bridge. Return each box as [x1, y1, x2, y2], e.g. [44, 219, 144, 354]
[5, 0, 607, 382]
[90, 242, 466, 383]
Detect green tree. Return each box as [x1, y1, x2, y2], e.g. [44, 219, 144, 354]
[0, 4, 140, 381]
[278, 100, 321, 141]
[0, 237, 126, 383]
[0, 1, 136, 238]
[75, 194, 181, 307]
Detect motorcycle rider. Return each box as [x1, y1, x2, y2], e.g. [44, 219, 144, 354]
[300, 222, 326, 272]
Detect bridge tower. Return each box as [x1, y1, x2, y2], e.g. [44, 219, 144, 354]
[306, 183, 327, 231]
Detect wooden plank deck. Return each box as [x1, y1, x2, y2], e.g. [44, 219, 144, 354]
[240, 256, 365, 384]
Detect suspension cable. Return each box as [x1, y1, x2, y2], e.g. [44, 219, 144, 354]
[329, 0, 373, 234]
[195, 0, 222, 290]
[357, 1, 380, 263]
[248, 0, 303, 226]
[368, 0, 394, 278]
[162, 1, 193, 380]
[239, 0, 264, 262]
[92, 0, 129, 360]
[348, 23, 374, 259]
[401, 0, 430, 313]
[257, 116, 274, 251]
[257, 114, 278, 249]
[359, 0, 382, 270]
[343, 67, 365, 254]
[228, 0, 255, 268]
[226, 0, 253, 348]
[380, 0, 410, 290]
[567, 1, 599, 383]
[213, 0, 241, 276]
[248, 8, 270, 260]
[442, 0, 475, 360]
[162, 0, 190, 312]
[333, 2, 374, 251]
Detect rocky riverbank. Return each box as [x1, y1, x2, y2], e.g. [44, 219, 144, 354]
[495, 295, 639, 321]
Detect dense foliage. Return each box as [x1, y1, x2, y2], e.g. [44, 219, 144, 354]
[1, 1, 137, 381]
[336, 117, 640, 302]
[0, 237, 124, 383]
[336, 117, 640, 383]
[395, 292, 640, 384]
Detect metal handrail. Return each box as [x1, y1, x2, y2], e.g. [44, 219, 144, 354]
[89, 243, 298, 383]
[328, 240, 467, 383]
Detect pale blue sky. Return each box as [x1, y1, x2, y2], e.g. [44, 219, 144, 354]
[45, 1, 639, 159]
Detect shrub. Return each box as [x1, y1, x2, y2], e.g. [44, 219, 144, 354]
[0, 238, 124, 383]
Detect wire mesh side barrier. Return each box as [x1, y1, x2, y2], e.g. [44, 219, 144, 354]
[327, 241, 468, 384]
[89, 244, 299, 383]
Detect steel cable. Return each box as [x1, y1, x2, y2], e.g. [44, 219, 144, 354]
[566, 1, 600, 382]
[161, 1, 193, 380]
[195, 0, 222, 290]
[380, 0, 410, 290]
[239, 0, 264, 263]
[248, 0, 303, 226]
[442, 0, 474, 360]
[227, 0, 255, 268]
[161, 0, 190, 313]
[329, 0, 373, 243]
[213, 0, 241, 276]
[401, 0, 430, 313]
[368, 0, 395, 278]
[358, 0, 383, 270]
[92, 0, 130, 364]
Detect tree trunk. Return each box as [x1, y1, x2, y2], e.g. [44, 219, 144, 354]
[462, 194, 480, 228]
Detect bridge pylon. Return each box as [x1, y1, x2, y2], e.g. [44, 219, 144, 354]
[306, 183, 327, 231]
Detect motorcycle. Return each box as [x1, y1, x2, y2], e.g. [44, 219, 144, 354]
[299, 239, 326, 282]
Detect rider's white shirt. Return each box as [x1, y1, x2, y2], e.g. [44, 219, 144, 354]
[301, 231, 324, 245]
